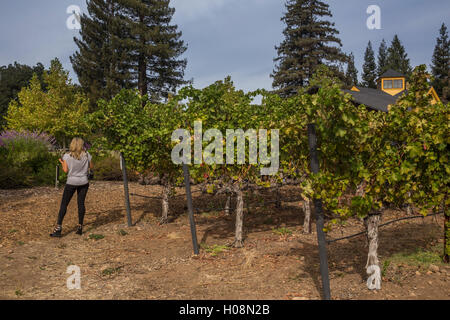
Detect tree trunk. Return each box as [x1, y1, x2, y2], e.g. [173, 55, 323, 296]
[406, 191, 414, 215]
[161, 180, 171, 224]
[364, 212, 381, 290]
[303, 197, 312, 234]
[356, 180, 367, 197]
[224, 193, 232, 215]
[138, 14, 147, 98]
[233, 188, 244, 248]
[406, 204, 413, 215]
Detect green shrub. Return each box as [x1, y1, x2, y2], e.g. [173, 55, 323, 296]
[89, 234, 105, 240]
[0, 131, 141, 188]
[92, 152, 123, 181]
[0, 160, 31, 188]
[91, 152, 139, 181]
[0, 131, 58, 189]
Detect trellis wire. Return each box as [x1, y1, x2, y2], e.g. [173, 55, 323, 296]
[129, 191, 442, 245]
[130, 192, 282, 214]
[326, 211, 443, 244]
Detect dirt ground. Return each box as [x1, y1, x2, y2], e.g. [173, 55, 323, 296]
[0, 181, 448, 300]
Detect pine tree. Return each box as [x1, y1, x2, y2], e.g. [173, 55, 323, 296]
[443, 69, 450, 103]
[345, 52, 358, 87]
[377, 39, 388, 77]
[118, 0, 188, 101]
[431, 23, 450, 101]
[361, 41, 377, 88]
[71, 0, 187, 105]
[71, 0, 131, 108]
[386, 35, 412, 76]
[271, 0, 348, 97]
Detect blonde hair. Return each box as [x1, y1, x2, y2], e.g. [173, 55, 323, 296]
[69, 137, 86, 160]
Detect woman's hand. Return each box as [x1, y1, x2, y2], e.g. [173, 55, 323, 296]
[59, 158, 68, 173]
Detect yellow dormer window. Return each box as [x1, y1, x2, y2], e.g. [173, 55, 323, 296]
[383, 79, 403, 89]
[381, 77, 405, 95]
[393, 79, 403, 88]
[383, 80, 393, 89]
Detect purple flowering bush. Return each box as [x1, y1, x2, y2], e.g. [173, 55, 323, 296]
[0, 130, 58, 188]
[0, 130, 56, 148]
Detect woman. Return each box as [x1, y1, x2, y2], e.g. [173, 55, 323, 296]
[50, 137, 93, 237]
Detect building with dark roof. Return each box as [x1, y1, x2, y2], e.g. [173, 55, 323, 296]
[343, 69, 441, 112]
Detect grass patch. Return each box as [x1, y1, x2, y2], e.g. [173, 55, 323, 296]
[382, 260, 391, 277]
[15, 290, 23, 297]
[102, 266, 123, 276]
[9, 229, 18, 234]
[200, 243, 230, 256]
[385, 243, 444, 267]
[272, 227, 293, 236]
[17, 241, 25, 246]
[200, 210, 221, 218]
[89, 234, 105, 241]
[118, 229, 128, 236]
[57, 243, 67, 249]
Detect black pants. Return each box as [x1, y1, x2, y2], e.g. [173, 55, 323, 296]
[57, 184, 89, 225]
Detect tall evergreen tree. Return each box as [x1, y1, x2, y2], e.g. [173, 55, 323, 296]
[386, 35, 412, 76]
[443, 69, 450, 103]
[271, 0, 348, 97]
[71, 0, 187, 105]
[345, 52, 358, 87]
[71, 0, 131, 108]
[361, 41, 377, 88]
[377, 39, 388, 77]
[117, 0, 188, 100]
[430, 23, 450, 100]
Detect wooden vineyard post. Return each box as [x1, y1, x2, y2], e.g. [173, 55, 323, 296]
[120, 152, 133, 227]
[178, 123, 200, 255]
[55, 165, 60, 190]
[183, 163, 200, 255]
[307, 123, 331, 300]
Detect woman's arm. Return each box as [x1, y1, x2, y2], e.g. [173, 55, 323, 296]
[87, 152, 94, 169]
[59, 158, 68, 173]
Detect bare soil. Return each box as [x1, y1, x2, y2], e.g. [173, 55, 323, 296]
[0, 181, 448, 300]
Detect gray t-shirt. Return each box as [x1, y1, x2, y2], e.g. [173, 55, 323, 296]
[63, 152, 92, 186]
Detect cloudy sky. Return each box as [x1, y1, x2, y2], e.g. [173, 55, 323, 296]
[1, 0, 449, 91]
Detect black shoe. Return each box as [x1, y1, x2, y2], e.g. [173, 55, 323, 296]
[50, 225, 62, 238]
[75, 225, 83, 236]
